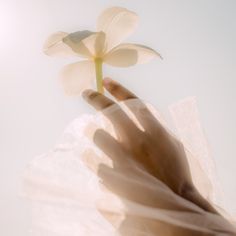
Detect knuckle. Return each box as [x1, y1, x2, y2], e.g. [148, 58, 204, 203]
[88, 91, 100, 100]
[136, 136, 150, 152]
[108, 82, 120, 93]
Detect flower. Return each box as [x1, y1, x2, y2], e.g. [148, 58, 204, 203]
[43, 6, 162, 95]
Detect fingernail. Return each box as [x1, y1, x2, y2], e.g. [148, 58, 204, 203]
[103, 77, 113, 86]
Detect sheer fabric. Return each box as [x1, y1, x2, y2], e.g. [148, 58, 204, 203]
[20, 96, 236, 235]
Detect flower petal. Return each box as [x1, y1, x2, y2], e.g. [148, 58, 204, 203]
[103, 43, 162, 67]
[96, 7, 139, 52]
[63, 30, 106, 58]
[43, 31, 78, 57]
[60, 60, 95, 96]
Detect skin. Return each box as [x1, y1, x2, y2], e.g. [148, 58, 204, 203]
[81, 77, 219, 215]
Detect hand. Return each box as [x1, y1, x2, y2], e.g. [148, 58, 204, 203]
[82, 77, 218, 214]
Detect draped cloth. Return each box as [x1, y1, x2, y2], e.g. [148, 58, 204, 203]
[20, 96, 236, 235]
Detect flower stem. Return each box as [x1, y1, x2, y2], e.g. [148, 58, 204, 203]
[94, 58, 104, 94]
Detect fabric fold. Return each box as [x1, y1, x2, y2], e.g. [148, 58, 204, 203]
[20, 96, 236, 235]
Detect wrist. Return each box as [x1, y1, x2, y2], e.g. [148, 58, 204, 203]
[180, 184, 219, 214]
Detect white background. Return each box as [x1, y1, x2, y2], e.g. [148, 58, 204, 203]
[0, 0, 235, 235]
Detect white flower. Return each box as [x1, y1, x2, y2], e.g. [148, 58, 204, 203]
[43, 6, 162, 95]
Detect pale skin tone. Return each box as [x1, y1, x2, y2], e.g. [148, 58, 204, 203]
[81, 77, 226, 234]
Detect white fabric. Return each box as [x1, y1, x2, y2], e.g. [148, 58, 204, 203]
[20, 96, 236, 235]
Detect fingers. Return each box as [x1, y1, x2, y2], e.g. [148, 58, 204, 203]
[82, 89, 142, 142]
[82, 89, 114, 110]
[81, 128, 128, 172]
[97, 164, 164, 208]
[102, 77, 162, 133]
[81, 148, 102, 173]
[93, 129, 129, 167]
[102, 77, 138, 100]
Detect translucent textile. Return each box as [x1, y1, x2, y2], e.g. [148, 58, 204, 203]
[20, 96, 236, 235]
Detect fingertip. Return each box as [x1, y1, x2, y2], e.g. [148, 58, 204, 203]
[103, 77, 113, 88]
[82, 89, 94, 100]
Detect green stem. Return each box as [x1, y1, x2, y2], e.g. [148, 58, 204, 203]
[94, 58, 104, 94]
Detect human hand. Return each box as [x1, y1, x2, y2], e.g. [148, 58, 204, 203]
[82, 77, 217, 214]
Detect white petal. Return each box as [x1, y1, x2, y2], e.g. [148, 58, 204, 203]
[63, 30, 105, 58]
[96, 7, 139, 52]
[103, 43, 162, 67]
[43, 31, 79, 57]
[60, 60, 95, 96]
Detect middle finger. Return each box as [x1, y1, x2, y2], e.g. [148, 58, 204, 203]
[102, 78, 162, 134]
